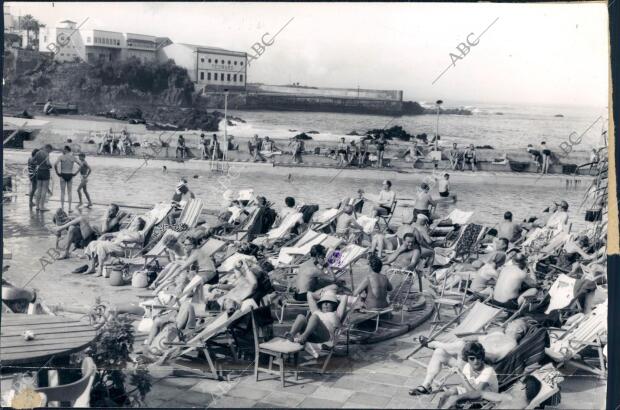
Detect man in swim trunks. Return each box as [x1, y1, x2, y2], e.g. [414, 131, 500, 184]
[337, 137, 348, 167]
[27, 148, 40, 208]
[353, 255, 392, 309]
[492, 254, 538, 309]
[293, 244, 340, 302]
[32, 144, 53, 211]
[441, 374, 542, 409]
[76, 153, 92, 208]
[449, 143, 461, 170]
[464, 144, 477, 172]
[370, 208, 415, 257]
[52, 203, 127, 259]
[384, 232, 420, 269]
[376, 133, 387, 167]
[409, 319, 528, 397]
[372, 180, 396, 218]
[413, 183, 437, 222]
[335, 205, 364, 242]
[54, 145, 81, 213]
[411, 214, 436, 270]
[437, 173, 451, 198]
[498, 211, 525, 243]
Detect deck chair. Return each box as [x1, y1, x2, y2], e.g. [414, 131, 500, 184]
[120, 203, 175, 258]
[214, 206, 261, 242]
[157, 299, 259, 380]
[327, 243, 368, 289]
[252, 212, 304, 246]
[273, 234, 344, 323]
[177, 198, 204, 228]
[545, 300, 607, 377]
[35, 357, 96, 407]
[377, 200, 398, 232]
[311, 208, 342, 233]
[434, 223, 488, 266]
[428, 268, 472, 335]
[406, 300, 504, 365]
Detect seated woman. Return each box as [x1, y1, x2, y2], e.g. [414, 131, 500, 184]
[437, 342, 499, 408]
[353, 255, 392, 310]
[84, 217, 148, 276]
[409, 320, 527, 396]
[52, 203, 127, 259]
[285, 291, 348, 346]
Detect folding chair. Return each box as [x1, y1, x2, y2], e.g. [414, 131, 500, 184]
[545, 300, 607, 377]
[377, 200, 398, 232]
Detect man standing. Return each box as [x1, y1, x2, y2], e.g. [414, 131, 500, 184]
[413, 183, 437, 221]
[449, 143, 461, 170]
[541, 141, 551, 174]
[33, 144, 53, 212]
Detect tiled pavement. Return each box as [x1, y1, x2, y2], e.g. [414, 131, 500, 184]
[140, 324, 606, 409]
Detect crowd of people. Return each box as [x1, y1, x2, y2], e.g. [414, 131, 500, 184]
[27, 145, 92, 212]
[10, 140, 608, 408]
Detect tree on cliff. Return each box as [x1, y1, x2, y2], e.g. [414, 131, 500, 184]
[19, 15, 45, 50]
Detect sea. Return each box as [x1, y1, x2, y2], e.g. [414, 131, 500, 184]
[226, 102, 609, 152]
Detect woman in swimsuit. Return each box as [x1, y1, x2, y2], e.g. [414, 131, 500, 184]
[54, 146, 81, 212]
[464, 144, 477, 172]
[286, 292, 347, 345]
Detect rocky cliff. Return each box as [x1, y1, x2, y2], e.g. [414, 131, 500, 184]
[3, 58, 224, 131]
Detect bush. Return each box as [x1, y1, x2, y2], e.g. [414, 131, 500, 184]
[84, 313, 152, 407]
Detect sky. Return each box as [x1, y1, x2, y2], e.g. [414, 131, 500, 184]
[5, 2, 610, 107]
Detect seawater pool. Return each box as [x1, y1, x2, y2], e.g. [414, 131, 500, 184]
[3, 158, 592, 238]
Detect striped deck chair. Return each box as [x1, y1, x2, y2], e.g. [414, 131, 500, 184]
[545, 300, 607, 377]
[494, 324, 550, 388]
[178, 198, 204, 228]
[327, 243, 368, 289]
[434, 223, 488, 266]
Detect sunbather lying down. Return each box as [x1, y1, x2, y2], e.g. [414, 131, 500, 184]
[409, 319, 528, 397]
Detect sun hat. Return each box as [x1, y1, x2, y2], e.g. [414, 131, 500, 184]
[318, 292, 339, 306]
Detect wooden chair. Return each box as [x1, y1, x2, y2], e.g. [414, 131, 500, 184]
[35, 357, 97, 407]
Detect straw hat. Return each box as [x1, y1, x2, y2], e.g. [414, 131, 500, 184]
[318, 293, 339, 306]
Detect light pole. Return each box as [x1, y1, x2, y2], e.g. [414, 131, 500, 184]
[435, 99, 443, 151]
[223, 89, 229, 161]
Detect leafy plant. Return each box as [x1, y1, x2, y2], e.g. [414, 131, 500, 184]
[84, 313, 152, 407]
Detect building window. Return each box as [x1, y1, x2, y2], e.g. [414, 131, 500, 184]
[227, 74, 231, 81]
[208, 59, 211, 63]
[233, 74, 237, 82]
[117, 40, 120, 46]
[207, 72, 211, 80]
[214, 73, 218, 81]
[228, 60, 231, 65]
[240, 74, 244, 82]
[215, 59, 218, 64]
[200, 72, 204, 80]
[201, 58, 204, 63]
[234, 61, 237, 65]
[240, 62, 244, 66]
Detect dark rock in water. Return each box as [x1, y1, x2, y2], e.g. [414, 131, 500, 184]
[495, 112, 504, 115]
[347, 131, 360, 136]
[288, 129, 297, 132]
[366, 125, 414, 141]
[306, 130, 320, 134]
[193, 174, 199, 179]
[554, 114, 564, 118]
[476, 145, 494, 149]
[293, 132, 313, 140]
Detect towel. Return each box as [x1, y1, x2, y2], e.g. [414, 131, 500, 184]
[445, 209, 474, 225]
[356, 215, 377, 234]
